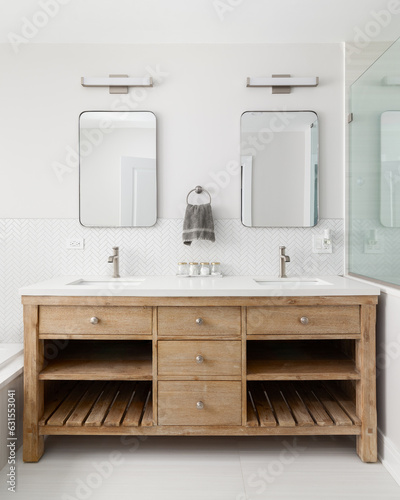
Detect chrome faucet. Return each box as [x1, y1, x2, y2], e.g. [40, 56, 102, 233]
[108, 246, 120, 278]
[279, 246, 290, 278]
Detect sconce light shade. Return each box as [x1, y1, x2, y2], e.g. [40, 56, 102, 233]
[246, 75, 319, 94]
[81, 75, 153, 94]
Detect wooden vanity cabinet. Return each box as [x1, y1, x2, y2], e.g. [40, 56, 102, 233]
[22, 295, 378, 463]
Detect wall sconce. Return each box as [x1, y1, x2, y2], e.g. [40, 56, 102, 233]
[246, 74, 319, 94]
[81, 74, 153, 94]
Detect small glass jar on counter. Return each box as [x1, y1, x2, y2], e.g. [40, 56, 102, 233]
[211, 262, 221, 275]
[177, 262, 188, 275]
[189, 262, 200, 276]
[200, 262, 210, 276]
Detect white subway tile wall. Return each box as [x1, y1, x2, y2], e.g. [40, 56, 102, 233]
[0, 218, 343, 342]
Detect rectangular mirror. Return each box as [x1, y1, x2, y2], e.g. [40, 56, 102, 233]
[79, 111, 157, 227]
[381, 111, 400, 227]
[241, 111, 318, 227]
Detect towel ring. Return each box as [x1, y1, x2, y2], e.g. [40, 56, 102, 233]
[186, 186, 212, 204]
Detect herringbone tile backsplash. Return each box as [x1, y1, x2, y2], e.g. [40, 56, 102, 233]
[0, 218, 344, 342]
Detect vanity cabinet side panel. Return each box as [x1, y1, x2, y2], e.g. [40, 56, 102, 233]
[242, 307, 247, 426]
[356, 304, 377, 462]
[23, 304, 44, 462]
[152, 307, 158, 426]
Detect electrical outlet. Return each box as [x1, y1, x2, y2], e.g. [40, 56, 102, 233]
[66, 238, 84, 250]
[312, 235, 332, 254]
[364, 241, 384, 254]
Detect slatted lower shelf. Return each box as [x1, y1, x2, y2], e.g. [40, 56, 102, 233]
[40, 381, 153, 431]
[247, 381, 361, 429]
[40, 379, 361, 436]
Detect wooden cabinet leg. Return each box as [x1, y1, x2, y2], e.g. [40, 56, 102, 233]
[356, 305, 377, 462]
[23, 305, 44, 462]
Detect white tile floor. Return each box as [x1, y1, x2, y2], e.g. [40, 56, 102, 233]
[0, 435, 399, 499]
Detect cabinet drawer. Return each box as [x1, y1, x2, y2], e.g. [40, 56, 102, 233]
[247, 306, 360, 335]
[158, 341, 241, 377]
[158, 307, 241, 337]
[158, 381, 242, 425]
[39, 306, 152, 336]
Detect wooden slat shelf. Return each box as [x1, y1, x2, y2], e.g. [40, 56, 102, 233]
[39, 340, 152, 381]
[247, 381, 361, 429]
[246, 341, 359, 381]
[40, 381, 152, 429]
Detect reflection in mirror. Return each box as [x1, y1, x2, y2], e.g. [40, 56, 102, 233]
[381, 111, 400, 227]
[241, 111, 318, 227]
[79, 111, 157, 227]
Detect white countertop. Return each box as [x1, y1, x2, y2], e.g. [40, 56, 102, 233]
[19, 275, 380, 297]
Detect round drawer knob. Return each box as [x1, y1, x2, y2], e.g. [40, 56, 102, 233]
[196, 355, 204, 364]
[196, 318, 203, 325]
[196, 401, 204, 410]
[90, 317, 99, 325]
[300, 316, 309, 325]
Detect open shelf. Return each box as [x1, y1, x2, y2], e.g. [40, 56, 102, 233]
[247, 381, 361, 429]
[39, 340, 152, 381]
[246, 340, 359, 381]
[40, 381, 153, 430]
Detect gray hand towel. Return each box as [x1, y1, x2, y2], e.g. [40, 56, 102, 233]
[182, 203, 215, 246]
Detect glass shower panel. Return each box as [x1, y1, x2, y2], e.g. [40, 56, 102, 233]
[349, 39, 400, 286]
[381, 111, 400, 227]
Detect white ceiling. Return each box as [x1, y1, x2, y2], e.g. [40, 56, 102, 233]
[2, 0, 400, 44]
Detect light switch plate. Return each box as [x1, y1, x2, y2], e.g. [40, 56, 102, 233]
[312, 235, 332, 254]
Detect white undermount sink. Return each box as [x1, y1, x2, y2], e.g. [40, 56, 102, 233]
[254, 278, 332, 287]
[68, 278, 146, 286]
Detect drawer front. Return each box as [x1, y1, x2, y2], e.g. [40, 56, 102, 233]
[158, 307, 241, 337]
[39, 306, 152, 335]
[247, 306, 360, 335]
[158, 381, 242, 425]
[158, 341, 241, 377]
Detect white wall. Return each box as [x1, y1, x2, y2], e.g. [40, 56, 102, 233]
[0, 43, 344, 220]
[376, 292, 400, 484]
